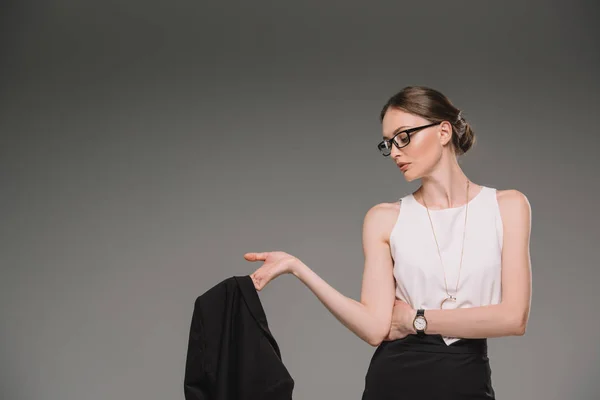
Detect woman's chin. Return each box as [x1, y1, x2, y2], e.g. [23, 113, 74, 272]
[402, 170, 419, 182]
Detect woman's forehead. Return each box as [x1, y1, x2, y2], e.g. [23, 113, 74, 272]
[382, 110, 425, 137]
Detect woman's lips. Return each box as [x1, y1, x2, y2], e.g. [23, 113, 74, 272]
[399, 163, 410, 172]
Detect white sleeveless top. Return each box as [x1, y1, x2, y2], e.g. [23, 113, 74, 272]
[389, 185, 503, 346]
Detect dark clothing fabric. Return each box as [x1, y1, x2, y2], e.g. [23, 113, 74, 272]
[183, 275, 294, 400]
[361, 333, 496, 399]
[184, 275, 496, 399]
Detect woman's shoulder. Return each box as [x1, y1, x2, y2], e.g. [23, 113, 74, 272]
[494, 188, 531, 221]
[494, 188, 529, 205]
[367, 194, 409, 216]
[363, 198, 406, 243]
[365, 200, 401, 220]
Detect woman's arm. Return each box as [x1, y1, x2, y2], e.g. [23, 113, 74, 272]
[291, 203, 398, 346]
[392, 189, 532, 339]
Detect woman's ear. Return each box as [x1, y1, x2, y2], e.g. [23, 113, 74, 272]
[439, 120, 454, 146]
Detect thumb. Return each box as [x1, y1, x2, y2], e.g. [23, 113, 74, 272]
[244, 252, 268, 261]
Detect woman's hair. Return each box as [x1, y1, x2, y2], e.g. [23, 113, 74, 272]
[379, 86, 475, 155]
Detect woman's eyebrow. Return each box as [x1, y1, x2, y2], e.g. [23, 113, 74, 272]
[384, 125, 410, 139]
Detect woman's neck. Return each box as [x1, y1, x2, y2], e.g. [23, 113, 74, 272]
[415, 161, 476, 210]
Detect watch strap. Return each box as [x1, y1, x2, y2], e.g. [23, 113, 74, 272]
[414, 308, 426, 337]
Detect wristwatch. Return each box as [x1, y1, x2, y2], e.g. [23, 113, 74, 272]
[412, 309, 427, 337]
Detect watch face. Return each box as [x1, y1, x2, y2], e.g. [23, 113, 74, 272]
[414, 316, 426, 330]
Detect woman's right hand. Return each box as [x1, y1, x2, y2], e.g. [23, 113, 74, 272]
[244, 251, 304, 291]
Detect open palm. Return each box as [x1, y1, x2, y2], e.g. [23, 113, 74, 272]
[244, 251, 301, 291]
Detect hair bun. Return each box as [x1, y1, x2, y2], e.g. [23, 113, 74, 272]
[457, 122, 475, 155]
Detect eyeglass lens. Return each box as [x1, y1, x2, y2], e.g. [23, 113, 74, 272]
[379, 132, 409, 155]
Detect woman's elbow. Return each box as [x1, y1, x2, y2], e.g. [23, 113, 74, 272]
[367, 335, 384, 347]
[513, 320, 527, 336]
[510, 312, 528, 336]
[366, 324, 390, 347]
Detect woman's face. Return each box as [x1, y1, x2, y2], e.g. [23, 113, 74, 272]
[381, 108, 450, 182]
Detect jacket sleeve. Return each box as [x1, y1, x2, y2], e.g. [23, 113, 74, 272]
[183, 296, 210, 400]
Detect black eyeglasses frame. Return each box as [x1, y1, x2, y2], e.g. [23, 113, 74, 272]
[377, 121, 443, 156]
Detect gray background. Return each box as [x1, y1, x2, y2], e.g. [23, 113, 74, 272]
[2, 1, 599, 399]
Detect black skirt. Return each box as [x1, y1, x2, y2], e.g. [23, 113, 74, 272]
[361, 334, 495, 399]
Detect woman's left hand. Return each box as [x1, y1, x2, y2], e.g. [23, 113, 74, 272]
[244, 251, 303, 291]
[383, 298, 417, 341]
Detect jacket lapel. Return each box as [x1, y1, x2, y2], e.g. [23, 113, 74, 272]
[234, 275, 282, 359]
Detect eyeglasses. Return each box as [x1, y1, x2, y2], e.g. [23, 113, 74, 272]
[377, 121, 442, 156]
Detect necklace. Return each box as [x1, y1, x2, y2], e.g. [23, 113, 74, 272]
[421, 180, 470, 309]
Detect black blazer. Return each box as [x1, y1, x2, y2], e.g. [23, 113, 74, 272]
[184, 275, 294, 400]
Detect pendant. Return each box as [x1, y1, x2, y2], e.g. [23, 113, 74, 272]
[440, 295, 456, 309]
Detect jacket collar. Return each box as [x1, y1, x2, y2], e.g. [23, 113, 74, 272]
[234, 275, 282, 359]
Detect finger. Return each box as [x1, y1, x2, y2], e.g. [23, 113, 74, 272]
[244, 252, 268, 261]
[250, 274, 262, 290]
[255, 277, 268, 291]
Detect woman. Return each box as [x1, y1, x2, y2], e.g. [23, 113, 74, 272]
[244, 86, 532, 399]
